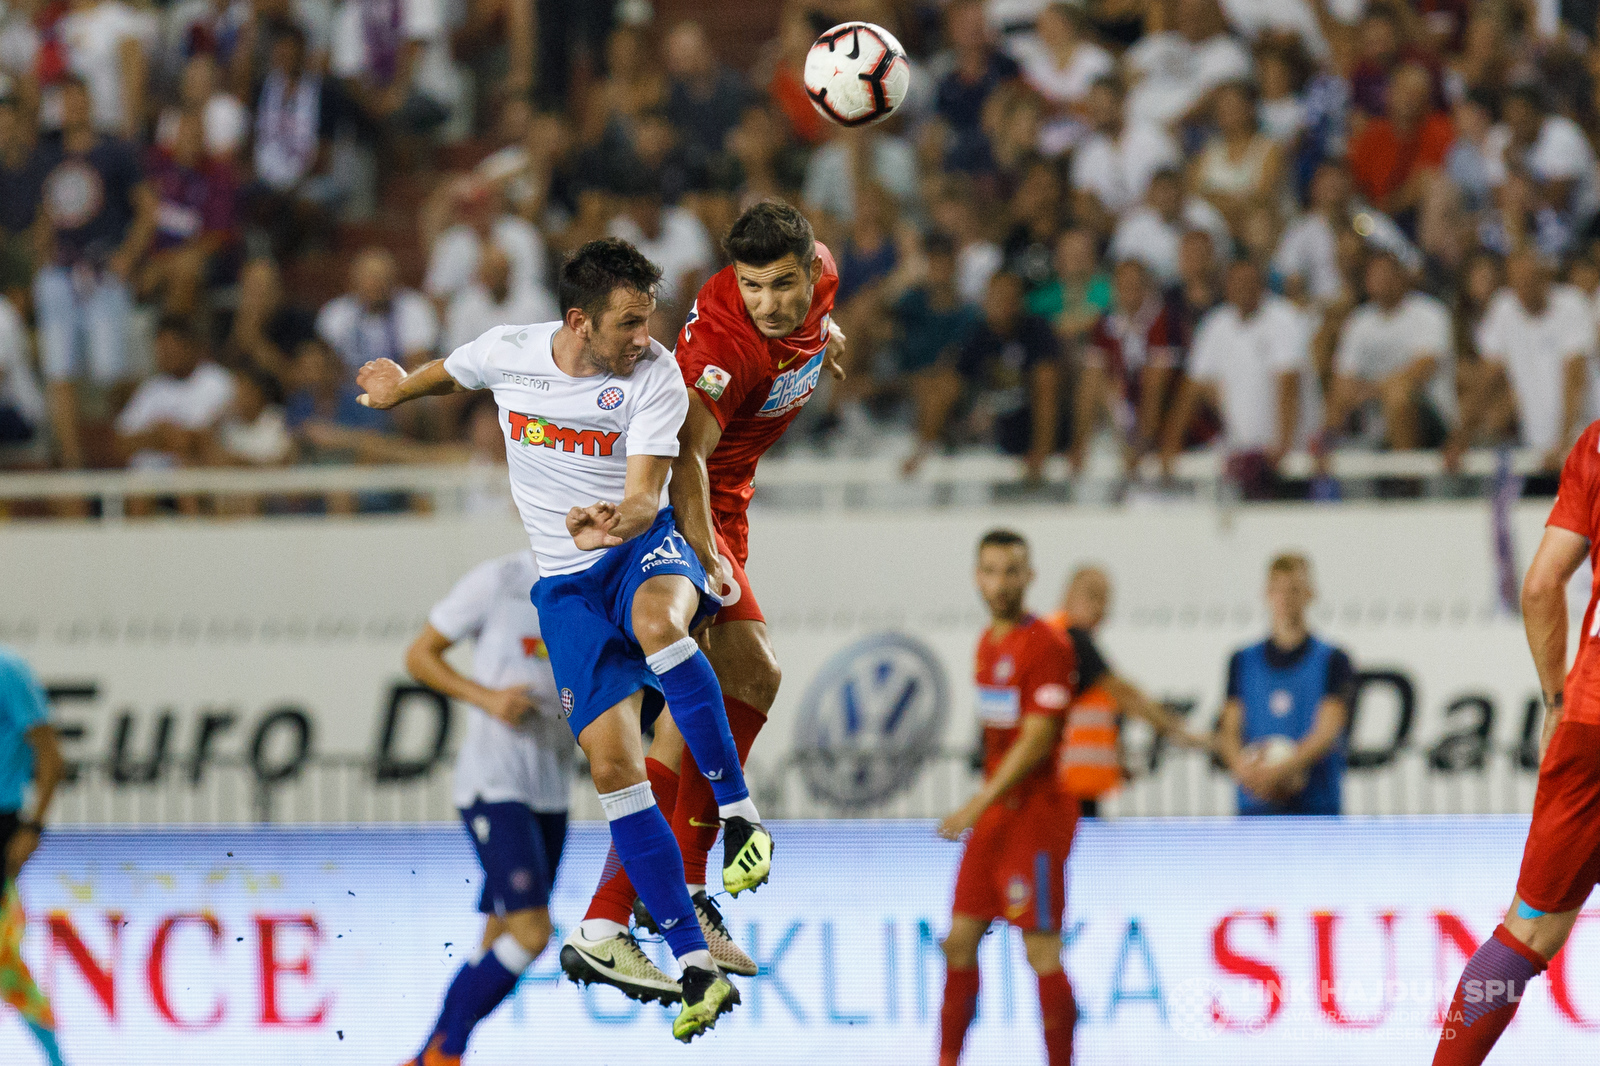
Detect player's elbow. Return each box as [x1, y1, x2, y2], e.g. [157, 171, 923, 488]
[402, 639, 434, 684]
[1521, 568, 1566, 615]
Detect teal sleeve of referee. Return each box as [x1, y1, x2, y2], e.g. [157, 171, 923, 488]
[0, 647, 48, 812]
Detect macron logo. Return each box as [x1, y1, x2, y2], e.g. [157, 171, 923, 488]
[640, 533, 689, 569]
[705, 769, 724, 781]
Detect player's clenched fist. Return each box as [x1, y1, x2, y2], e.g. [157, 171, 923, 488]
[355, 358, 407, 408]
[567, 502, 624, 551]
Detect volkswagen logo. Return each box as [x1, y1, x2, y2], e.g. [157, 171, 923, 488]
[794, 632, 950, 808]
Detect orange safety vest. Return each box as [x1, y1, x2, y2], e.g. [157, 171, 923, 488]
[1043, 611, 1123, 799]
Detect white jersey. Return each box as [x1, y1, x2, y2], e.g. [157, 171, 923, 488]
[428, 551, 574, 812]
[443, 321, 688, 576]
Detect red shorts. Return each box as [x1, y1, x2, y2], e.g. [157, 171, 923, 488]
[1517, 720, 1600, 912]
[951, 789, 1078, 932]
[710, 509, 763, 626]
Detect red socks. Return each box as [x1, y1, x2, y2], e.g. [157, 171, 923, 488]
[1433, 924, 1547, 1066]
[583, 757, 680, 924]
[1037, 971, 1077, 1065]
[938, 966, 979, 1065]
[672, 697, 765, 885]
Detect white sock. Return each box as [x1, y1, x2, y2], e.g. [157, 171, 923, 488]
[579, 918, 628, 940]
[718, 797, 760, 823]
[598, 781, 655, 821]
[645, 636, 699, 675]
[492, 933, 535, 973]
[687, 883, 706, 896]
[467, 944, 489, 966]
[678, 948, 715, 973]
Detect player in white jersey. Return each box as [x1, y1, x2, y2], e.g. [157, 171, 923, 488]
[356, 238, 768, 1044]
[400, 550, 574, 1066]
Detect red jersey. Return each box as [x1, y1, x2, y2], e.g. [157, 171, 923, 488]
[975, 616, 1078, 803]
[1549, 421, 1600, 725]
[674, 243, 839, 519]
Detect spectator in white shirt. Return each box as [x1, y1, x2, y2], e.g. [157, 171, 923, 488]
[1274, 160, 1417, 307]
[800, 123, 918, 226]
[316, 247, 439, 371]
[1164, 258, 1319, 494]
[1110, 168, 1231, 284]
[0, 293, 42, 447]
[331, 0, 454, 135]
[1459, 249, 1595, 471]
[929, 184, 1004, 304]
[605, 176, 712, 327]
[1486, 85, 1600, 248]
[1070, 75, 1179, 229]
[155, 51, 248, 162]
[444, 244, 557, 353]
[1008, 3, 1114, 113]
[1123, 0, 1251, 129]
[58, 0, 156, 138]
[114, 317, 235, 469]
[1321, 251, 1455, 451]
[423, 178, 548, 309]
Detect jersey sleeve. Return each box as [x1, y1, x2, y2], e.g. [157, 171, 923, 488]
[1225, 649, 1245, 699]
[427, 558, 502, 642]
[441, 326, 498, 390]
[675, 296, 761, 429]
[1326, 647, 1356, 705]
[0, 655, 48, 734]
[627, 344, 689, 457]
[1549, 425, 1600, 538]
[1068, 628, 1111, 692]
[1020, 626, 1077, 720]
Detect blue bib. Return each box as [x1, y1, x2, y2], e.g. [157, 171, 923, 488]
[1235, 638, 1344, 816]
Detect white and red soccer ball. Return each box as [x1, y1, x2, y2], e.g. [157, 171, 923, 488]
[803, 21, 911, 128]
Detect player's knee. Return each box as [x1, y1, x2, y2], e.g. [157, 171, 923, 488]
[588, 751, 647, 794]
[941, 932, 980, 968]
[632, 611, 689, 657]
[506, 909, 552, 957]
[1024, 934, 1064, 975]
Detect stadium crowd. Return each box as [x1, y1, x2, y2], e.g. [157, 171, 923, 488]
[1, 0, 1600, 501]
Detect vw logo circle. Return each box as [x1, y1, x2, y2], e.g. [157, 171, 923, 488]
[794, 632, 949, 808]
[597, 387, 624, 410]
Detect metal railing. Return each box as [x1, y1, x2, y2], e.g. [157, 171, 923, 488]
[0, 446, 1552, 517]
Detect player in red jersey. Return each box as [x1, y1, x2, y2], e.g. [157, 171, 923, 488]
[561, 200, 845, 995]
[935, 529, 1080, 1066]
[1434, 420, 1600, 1066]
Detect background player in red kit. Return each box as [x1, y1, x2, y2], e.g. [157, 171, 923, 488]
[564, 201, 844, 991]
[1434, 419, 1600, 1066]
[935, 529, 1079, 1066]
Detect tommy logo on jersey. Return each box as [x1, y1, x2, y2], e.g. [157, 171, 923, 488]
[506, 411, 621, 456]
[521, 637, 548, 660]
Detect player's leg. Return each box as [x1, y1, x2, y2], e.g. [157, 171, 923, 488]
[575, 691, 739, 1041]
[938, 915, 988, 1066]
[581, 755, 678, 929]
[630, 572, 772, 895]
[1019, 841, 1077, 1066]
[0, 880, 62, 1066]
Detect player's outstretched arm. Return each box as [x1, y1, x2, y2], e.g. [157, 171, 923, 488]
[938, 714, 1061, 840]
[356, 357, 467, 409]
[1104, 674, 1211, 750]
[404, 623, 537, 725]
[568, 454, 675, 552]
[1523, 525, 1590, 761]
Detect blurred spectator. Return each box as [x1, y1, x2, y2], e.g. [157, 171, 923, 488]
[928, 182, 1001, 303]
[905, 271, 1061, 478]
[1189, 81, 1284, 238]
[283, 335, 398, 472]
[475, 107, 579, 231]
[727, 103, 805, 208]
[1069, 75, 1178, 231]
[663, 20, 749, 183]
[1343, 4, 1438, 119]
[138, 108, 239, 320]
[1123, 0, 1249, 128]
[801, 123, 917, 227]
[0, 292, 42, 447]
[227, 257, 318, 382]
[155, 52, 247, 162]
[755, 5, 826, 147]
[332, 0, 453, 137]
[586, 23, 665, 145]
[604, 170, 712, 328]
[1254, 41, 1308, 145]
[1164, 227, 1223, 346]
[1460, 249, 1594, 471]
[1321, 251, 1454, 452]
[1486, 84, 1600, 250]
[0, 93, 45, 305]
[316, 247, 438, 371]
[1110, 168, 1229, 285]
[210, 365, 292, 467]
[888, 231, 980, 468]
[1274, 160, 1414, 306]
[1030, 226, 1109, 347]
[1008, 2, 1113, 115]
[423, 177, 547, 308]
[933, 0, 1019, 172]
[1001, 159, 1066, 297]
[1346, 63, 1453, 222]
[113, 316, 233, 469]
[58, 0, 156, 139]
[35, 77, 156, 469]
[444, 243, 556, 352]
[1075, 256, 1182, 474]
[249, 24, 341, 259]
[1164, 259, 1319, 496]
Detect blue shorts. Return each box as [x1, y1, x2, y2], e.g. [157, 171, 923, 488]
[531, 506, 721, 738]
[460, 800, 567, 916]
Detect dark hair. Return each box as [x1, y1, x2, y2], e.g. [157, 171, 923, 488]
[724, 200, 815, 268]
[557, 238, 663, 320]
[234, 364, 284, 405]
[923, 230, 957, 258]
[978, 528, 1028, 555]
[271, 23, 308, 52]
[155, 315, 196, 342]
[1503, 83, 1545, 113]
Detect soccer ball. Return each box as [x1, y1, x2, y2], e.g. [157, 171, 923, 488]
[804, 22, 911, 128]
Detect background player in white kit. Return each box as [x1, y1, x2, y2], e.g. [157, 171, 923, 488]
[355, 238, 769, 1043]
[400, 550, 573, 1066]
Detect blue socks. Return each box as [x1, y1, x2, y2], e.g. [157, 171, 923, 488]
[646, 638, 751, 807]
[600, 782, 708, 960]
[430, 934, 533, 1056]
